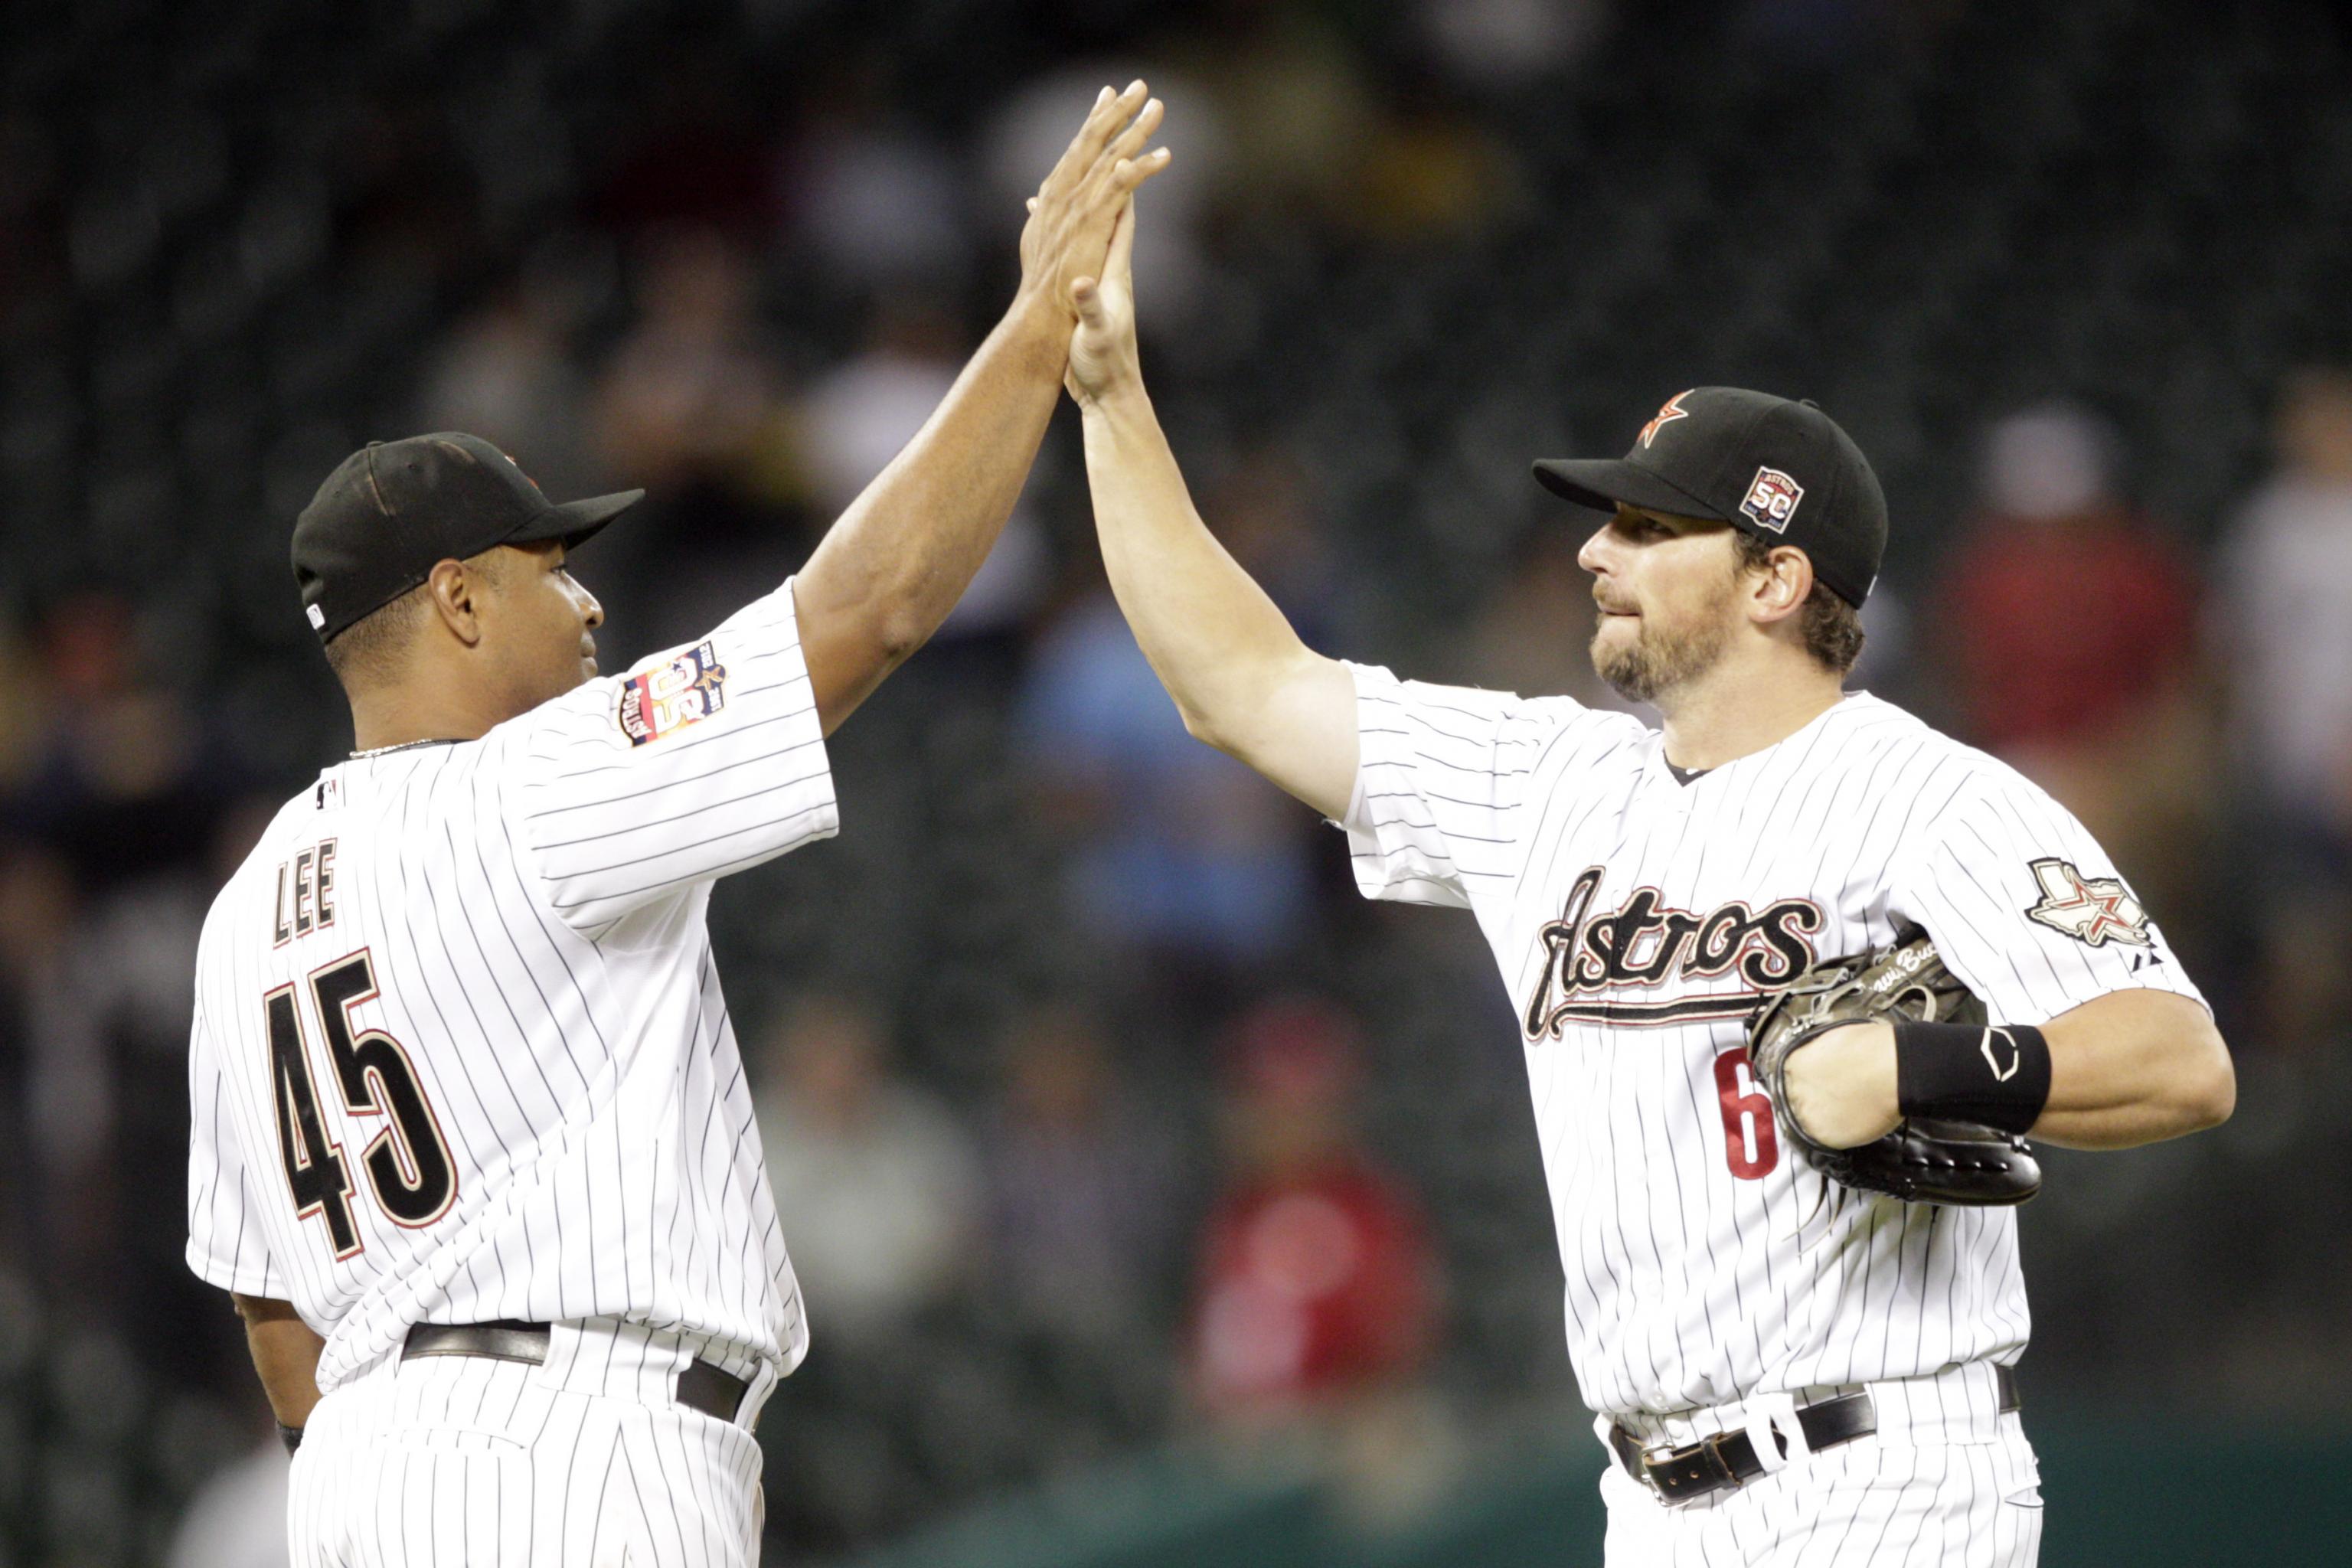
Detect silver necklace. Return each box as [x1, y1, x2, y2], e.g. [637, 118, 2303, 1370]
[348, 738, 463, 760]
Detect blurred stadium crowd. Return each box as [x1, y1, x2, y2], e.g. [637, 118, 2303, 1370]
[2, 0, 2350, 1563]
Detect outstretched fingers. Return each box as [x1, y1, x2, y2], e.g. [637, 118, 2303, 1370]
[1057, 80, 1147, 184]
[1101, 94, 1165, 171]
[1109, 147, 1171, 198]
[1076, 102, 1164, 208]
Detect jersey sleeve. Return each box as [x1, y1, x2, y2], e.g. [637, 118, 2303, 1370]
[185, 1010, 285, 1297]
[1890, 767, 2207, 1024]
[506, 578, 841, 936]
[1339, 663, 1587, 913]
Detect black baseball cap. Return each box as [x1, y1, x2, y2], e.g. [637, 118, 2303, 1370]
[292, 433, 644, 642]
[1531, 387, 1887, 606]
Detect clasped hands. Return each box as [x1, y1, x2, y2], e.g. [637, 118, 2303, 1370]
[1015, 79, 1168, 392]
[1004, 82, 1161, 410]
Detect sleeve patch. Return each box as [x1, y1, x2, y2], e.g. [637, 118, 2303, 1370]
[2022, 858, 2152, 949]
[618, 641, 728, 746]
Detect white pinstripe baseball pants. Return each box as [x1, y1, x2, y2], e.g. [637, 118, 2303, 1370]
[289, 1318, 776, 1567]
[1599, 1362, 2044, 1566]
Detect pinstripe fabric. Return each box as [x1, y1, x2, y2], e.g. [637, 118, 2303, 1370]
[1338, 665, 2203, 1426]
[186, 575, 834, 1544]
[289, 1319, 769, 1567]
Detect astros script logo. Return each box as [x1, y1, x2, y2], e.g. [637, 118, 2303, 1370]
[2021, 858, 2152, 949]
[1638, 390, 1694, 449]
[618, 641, 729, 746]
[1523, 867, 1824, 1037]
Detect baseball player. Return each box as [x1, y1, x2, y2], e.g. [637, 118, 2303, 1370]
[184, 85, 1169, 1566]
[1059, 205, 2235, 1563]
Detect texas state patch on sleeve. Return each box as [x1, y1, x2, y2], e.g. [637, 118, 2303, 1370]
[2022, 857, 2152, 949]
[618, 640, 728, 746]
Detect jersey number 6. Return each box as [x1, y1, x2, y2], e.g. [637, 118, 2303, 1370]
[266, 950, 458, 1259]
[1713, 1046, 1781, 1181]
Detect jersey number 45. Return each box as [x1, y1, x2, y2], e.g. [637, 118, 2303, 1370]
[266, 951, 458, 1259]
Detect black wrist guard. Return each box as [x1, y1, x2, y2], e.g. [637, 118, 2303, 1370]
[1895, 1021, 2051, 1135]
[279, 1422, 304, 1455]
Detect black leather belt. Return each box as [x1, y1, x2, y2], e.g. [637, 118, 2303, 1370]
[1612, 1364, 2020, 1504]
[401, 1321, 756, 1429]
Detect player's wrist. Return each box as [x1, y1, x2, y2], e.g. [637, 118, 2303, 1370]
[1006, 279, 1076, 343]
[1893, 1021, 2051, 1135]
[1074, 373, 1150, 418]
[1787, 1021, 1901, 1148]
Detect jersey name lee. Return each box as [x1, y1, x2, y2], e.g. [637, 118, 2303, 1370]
[271, 837, 338, 948]
[1524, 865, 1823, 1038]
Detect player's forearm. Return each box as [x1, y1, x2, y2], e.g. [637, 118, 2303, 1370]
[1079, 384, 1302, 716]
[794, 294, 1067, 733]
[1080, 384, 1354, 813]
[1796, 989, 2234, 1152]
[2030, 988, 2235, 1148]
[232, 1292, 325, 1429]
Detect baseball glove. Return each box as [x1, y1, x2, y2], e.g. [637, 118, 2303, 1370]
[1748, 929, 2041, 1207]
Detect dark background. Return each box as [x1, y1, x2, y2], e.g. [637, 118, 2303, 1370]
[1, 1, 2348, 1563]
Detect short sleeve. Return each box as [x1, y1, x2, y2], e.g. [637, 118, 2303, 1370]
[1892, 769, 2207, 1024]
[185, 1011, 284, 1297]
[506, 579, 841, 935]
[1340, 663, 1600, 912]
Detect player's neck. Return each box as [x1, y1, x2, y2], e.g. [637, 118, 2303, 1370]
[346, 675, 507, 754]
[1655, 659, 1846, 773]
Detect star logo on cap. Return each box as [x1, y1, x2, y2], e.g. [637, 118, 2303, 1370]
[1638, 390, 1694, 449]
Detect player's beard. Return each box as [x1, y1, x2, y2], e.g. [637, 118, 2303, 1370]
[1590, 577, 1736, 704]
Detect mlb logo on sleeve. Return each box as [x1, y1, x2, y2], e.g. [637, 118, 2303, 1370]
[619, 641, 729, 746]
[1740, 467, 1805, 533]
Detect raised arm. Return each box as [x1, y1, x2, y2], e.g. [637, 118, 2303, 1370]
[1063, 201, 1357, 818]
[793, 83, 1170, 734]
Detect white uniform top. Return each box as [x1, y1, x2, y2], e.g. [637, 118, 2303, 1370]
[1341, 668, 2204, 1420]
[185, 580, 838, 1393]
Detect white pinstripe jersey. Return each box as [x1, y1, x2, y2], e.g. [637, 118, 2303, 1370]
[1340, 666, 2203, 1420]
[186, 580, 838, 1393]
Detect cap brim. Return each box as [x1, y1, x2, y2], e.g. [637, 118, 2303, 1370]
[1530, 459, 1730, 523]
[510, 488, 646, 550]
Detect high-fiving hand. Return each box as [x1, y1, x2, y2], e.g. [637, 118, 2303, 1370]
[1018, 81, 1171, 322]
[1063, 185, 1143, 408]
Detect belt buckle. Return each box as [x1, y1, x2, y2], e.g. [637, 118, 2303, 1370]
[1640, 1431, 1743, 1504]
[1636, 1440, 1676, 1495]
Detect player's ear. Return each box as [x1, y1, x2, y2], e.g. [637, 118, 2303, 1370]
[1747, 544, 1812, 627]
[423, 557, 488, 648]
